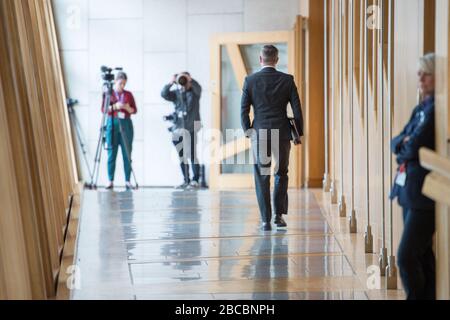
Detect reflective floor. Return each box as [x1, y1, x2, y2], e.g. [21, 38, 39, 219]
[72, 189, 371, 300]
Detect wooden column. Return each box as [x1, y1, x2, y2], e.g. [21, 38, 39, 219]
[303, 1, 326, 188]
[434, 0, 450, 300]
[0, 0, 79, 299]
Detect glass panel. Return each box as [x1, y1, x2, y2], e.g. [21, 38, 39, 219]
[219, 43, 289, 175]
[221, 150, 254, 175]
[220, 45, 253, 174]
[220, 45, 244, 143]
[240, 43, 289, 75]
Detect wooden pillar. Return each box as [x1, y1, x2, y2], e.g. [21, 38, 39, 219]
[0, 67, 34, 300]
[424, 0, 436, 54]
[0, 0, 79, 299]
[303, 0, 326, 188]
[434, 0, 450, 300]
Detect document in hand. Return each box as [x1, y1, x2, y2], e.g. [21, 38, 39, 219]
[289, 118, 302, 145]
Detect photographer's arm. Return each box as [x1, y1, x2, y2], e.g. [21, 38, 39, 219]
[161, 83, 177, 102]
[191, 80, 202, 98]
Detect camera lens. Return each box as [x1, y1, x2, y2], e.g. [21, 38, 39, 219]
[177, 75, 188, 86]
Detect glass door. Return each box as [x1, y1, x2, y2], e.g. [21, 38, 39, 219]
[210, 31, 299, 189]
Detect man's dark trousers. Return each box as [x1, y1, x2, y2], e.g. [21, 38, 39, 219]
[252, 133, 291, 224]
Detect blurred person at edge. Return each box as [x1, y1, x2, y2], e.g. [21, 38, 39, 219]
[390, 53, 436, 300]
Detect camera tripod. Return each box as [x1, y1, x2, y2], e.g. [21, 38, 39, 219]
[67, 98, 93, 181]
[86, 74, 139, 190]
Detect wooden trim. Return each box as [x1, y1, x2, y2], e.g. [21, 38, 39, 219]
[420, 148, 450, 202]
[210, 31, 291, 45]
[304, 2, 325, 190]
[295, 15, 306, 187]
[306, 178, 325, 188]
[434, 0, 450, 299]
[420, 148, 450, 180]
[424, 0, 436, 54]
[56, 184, 83, 300]
[353, 0, 362, 105]
[423, 173, 450, 206]
[226, 44, 248, 91]
[0, 58, 33, 300]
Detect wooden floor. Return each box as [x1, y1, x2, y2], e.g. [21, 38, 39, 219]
[71, 188, 405, 300]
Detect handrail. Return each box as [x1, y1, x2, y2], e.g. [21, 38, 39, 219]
[420, 148, 450, 206]
[420, 148, 450, 181]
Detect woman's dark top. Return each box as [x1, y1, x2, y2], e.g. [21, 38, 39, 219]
[390, 96, 436, 211]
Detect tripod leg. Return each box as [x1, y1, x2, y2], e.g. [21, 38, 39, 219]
[90, 122, 106, 188]
[72, 112, 93, 179]
[93, 134, 104, 189]
[92, 89, 114, 189]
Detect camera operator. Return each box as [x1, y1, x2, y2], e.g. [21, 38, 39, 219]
[161, 72, 202, 189]
[101, 71, 137, 190]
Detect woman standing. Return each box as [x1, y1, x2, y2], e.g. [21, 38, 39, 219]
[102, 72, 137, 190]
[390, 53, 436, 300]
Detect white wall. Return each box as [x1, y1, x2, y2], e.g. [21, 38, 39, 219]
[54, 0, 300, 187]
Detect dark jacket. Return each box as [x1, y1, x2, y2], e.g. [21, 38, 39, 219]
[390, 96, 436, 210]
[241, 67, 304, 141]
[161, 80, 202, 133]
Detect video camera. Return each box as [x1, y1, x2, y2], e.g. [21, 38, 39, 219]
[101, 66, 123, 83]
[163, 113, 177, 122]
[163, 112, 183, 133]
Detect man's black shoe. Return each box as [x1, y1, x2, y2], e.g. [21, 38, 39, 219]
[261, 223, 272, 232]
[275, 215, 288, 228]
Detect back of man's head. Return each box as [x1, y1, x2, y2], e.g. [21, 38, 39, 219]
[261, 45, 279, 66]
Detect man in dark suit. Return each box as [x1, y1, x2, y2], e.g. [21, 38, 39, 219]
[241, 45, 304, 231]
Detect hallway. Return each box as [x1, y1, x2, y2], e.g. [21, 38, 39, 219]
[4, 0, 450, 302]
[72, 189, 401, 300]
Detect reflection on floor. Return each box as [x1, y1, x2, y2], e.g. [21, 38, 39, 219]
[71, 189, 401, 300]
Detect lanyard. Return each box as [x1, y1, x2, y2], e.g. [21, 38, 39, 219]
[114, 91, 124, 103]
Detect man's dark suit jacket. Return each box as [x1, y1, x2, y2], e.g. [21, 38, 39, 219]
[241, 67, 304, 141]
